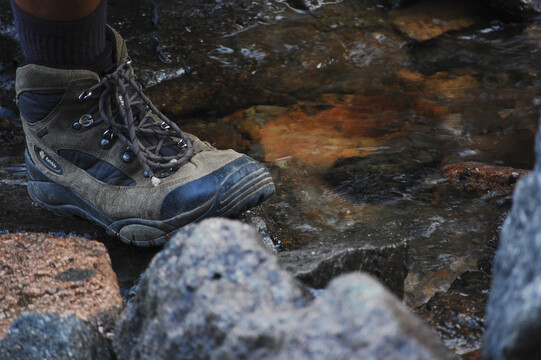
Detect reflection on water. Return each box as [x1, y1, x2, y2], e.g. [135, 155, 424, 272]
[0, 162, 26, 185]
[0, 147, 26, 186]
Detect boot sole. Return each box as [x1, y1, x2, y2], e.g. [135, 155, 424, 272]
[25, 149, 275, 246]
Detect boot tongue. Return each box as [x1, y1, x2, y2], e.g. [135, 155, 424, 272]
[129, 99, 181, 159]
[91, 43, 115, 77]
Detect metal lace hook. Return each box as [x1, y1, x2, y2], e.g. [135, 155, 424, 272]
[78, 89, 93, 102]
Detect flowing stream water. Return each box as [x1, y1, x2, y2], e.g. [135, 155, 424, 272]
[1, 0, 540, 357]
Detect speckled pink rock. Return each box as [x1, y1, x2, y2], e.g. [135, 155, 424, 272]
[0, 233, 124, 339]
[443, 161, 530, 196]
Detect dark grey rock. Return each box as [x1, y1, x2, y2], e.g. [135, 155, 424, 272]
[415, 270, 489, 355]
[0, 313, 113, 360]
[278, 233, 409, 298]
[483, 126, 541, 359]
[218, 273, 457, 360]
[325, 150, 441, 205]
[490, 0, 541, 18]
[114, 218, 455, 360]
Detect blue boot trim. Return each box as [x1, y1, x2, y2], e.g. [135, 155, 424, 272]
[160, 155, 275, 220]
[18, 91, 64, 123]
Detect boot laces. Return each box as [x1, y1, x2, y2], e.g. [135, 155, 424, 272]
[81, 59, 193, 185]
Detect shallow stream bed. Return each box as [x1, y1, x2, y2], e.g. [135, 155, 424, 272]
[1, 0, 539, 357]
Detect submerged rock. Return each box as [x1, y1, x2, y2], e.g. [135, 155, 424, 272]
[483, 125, 541, 359]
[389, 1, 478, 42]
[489, 0, 541, 19]
[415, 270, 489, 356]
[114, 218, 455, 360]
[325, 148, 441, 205]
[257, 97, 410, 167]
[0, 233, 123, 339]
[389, 0, 541, 20]
[0, 313, 113, 360]
[242, 157, 411, 298]
[278, 230, 409, 297]
[414, 207, 507, 356]
[443, 161, 529, 196]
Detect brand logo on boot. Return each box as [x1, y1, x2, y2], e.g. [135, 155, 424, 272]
[35, 146, 63, 175]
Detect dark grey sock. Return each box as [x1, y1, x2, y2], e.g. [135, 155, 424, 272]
[11, 0, 112, 73]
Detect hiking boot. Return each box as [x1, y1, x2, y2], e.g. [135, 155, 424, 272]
[16, 27, 275, 246]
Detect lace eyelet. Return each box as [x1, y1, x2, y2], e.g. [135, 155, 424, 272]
[72, 122, 82, 130]
[158, 168, 172, 179]
[100, 138, 112, 149]
[102, 129, 114, 141]
[78, 90, 93, 102]
[79, 114, 94, 127]
[121, 149, 134, 163]
[178, 139, 188, 149]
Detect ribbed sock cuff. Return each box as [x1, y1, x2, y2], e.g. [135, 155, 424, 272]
[11, 0, 109, 69]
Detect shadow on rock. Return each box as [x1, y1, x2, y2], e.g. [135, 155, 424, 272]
[0, 313, 114, 360]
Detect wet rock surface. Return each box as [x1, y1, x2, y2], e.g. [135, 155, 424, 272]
[443, 161, 530, 196]
[415, 271, 489, 358]
[240, 158, 411, 301]
[0, 233, 124, 339]
[483, 127, 541, 359]
[278, 229, 409, 297]
[489, 0, 541, 19]
[0, 313, 114, 360]
[414, 208, 505, 359]
[326, 149, 441, 205]
[389, 1, 479, 42]
[411, 210, 507, 359]
[114, 218, 456, 360]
